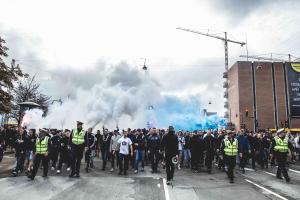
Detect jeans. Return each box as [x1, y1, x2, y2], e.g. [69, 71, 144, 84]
[183, 149, 191, 167]
[111, 151, 119, 169]
[134, 150, 145, 170]
[101, 149, 108, 169]
[119, 153, 129, 173]
[15, 152, 26, 172]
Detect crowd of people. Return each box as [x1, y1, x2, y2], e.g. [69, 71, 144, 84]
[0, 122, 299, 185]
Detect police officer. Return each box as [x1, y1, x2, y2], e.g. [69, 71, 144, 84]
[220, 130, 240, 183]
[69, 121, 86, 178]
[270, 128, 295, 182]
[28, 129, 50, 180]
[147, 128, 161, 173]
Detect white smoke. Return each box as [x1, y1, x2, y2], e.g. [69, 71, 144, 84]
[22, 63, 163, 130]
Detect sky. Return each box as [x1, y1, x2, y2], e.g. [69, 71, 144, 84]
[1, 0, 300, 117]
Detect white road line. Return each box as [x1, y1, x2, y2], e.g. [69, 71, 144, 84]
[163, 178, 170, 200]
[244, 167, 255, 172]
[245, 179, 288, 200]
[289, 168, 300, 174]
[264, 171, 276, 176]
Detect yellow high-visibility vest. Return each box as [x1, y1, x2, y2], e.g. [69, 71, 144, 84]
[274, 136, 288, 153]
[224, 138, 238, 156]
[36, 136, 49, 155]
[72, 129, 85, 145]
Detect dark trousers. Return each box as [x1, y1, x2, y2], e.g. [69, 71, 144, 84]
[250, 150, 256, 169]
[149, 150, 159, 172]
[191, 151, 200, 170]
[50, 149, 59, 168]
[119, 153, 129, 173]
[276, 154, 289, 179]
[239, 151, 248, 169]
[31, 154, 48, 177]
[71, 146, 84, 174]
[205, 151, 214, 171]
[101, 149, 108, 169]
[165, 156, 175, 181]
[15, 152, 26, 172]
[224, 155, 236, 181]
[111, 151, 119, 168]
[57, 151, 70, 170]
[85, 149, 93, 169]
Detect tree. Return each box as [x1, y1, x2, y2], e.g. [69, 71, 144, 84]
[0, 37, 27, 114]
[11, 75, 51, 124]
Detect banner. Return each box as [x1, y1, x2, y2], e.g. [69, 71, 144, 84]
[286, 63, 300, 118]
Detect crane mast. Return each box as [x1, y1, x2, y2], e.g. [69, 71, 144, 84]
[176, 27, 246, 120]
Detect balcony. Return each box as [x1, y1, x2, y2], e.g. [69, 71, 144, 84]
[223, 81, 229, 88]
[223, 72, 228, 78]
[224, 101, 229, 108]
[224, 91, 228, 98]
[224, 112, 229, 118]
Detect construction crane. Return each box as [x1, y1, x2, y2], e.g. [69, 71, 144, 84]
[176, 27, 246, 119]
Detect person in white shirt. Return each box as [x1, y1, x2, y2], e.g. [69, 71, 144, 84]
[117, 130, 133, 175]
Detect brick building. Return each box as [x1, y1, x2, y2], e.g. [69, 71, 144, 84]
[227, 61, 300, 131]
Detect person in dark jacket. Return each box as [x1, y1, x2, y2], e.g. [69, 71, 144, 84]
[248, 132, 258, 169]
[25, 129, 36, 174]
[237, 130, 250, 173]
[161, 126, 178, 185]
[203, 129, 216, 174]
[12, 127, 29, 176]
[191, 130, 204, 172]
[99, 128, 111, 171]
[147, 128, 161, 173]
[50, 130, 61, 170]
[216, 130, 225, 170]
[133, 129, 146, 173]
[57, 129, 71, 174]
[183, 131, 191, 168]
[85, 128, 96, 172]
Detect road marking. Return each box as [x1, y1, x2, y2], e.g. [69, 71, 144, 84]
[289, 168, 300, 174]
[245, 179, 288, 200]
[163, 178, 170, 200]
[244, 167, 255, 172]
[264, 171, 276, 176]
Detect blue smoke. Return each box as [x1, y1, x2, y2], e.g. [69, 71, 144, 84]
[150, 96, 227, 131]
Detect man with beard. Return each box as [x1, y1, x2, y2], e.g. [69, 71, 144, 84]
[99, 127, 111, 171]
[117, 130, 133, 175]
[161, 126, 178, 185]
[203, 129, 216, 174]
[69, 121, 86, 178]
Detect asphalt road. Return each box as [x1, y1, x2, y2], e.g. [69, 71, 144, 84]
[0, 154, 299, 200]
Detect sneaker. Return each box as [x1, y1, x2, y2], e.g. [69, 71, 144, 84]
[166, 181, 171, 185]
[134, 170, 138, 174]
[56, 170, 61, 174]
[12, 171, 17, 177]
[42, 174, 47, 178]
[69, 172, 75, 178]
[285, 177, 290, 182]
[75, 173, 80, 178]
[67, 167, 71, 172]
[28, 175, 34, 180]
[110, 168, 114, 172]
[178, 165, 181, 170]
[51, 166, 55, 171]
[230, 179, 234, 184]
[141, 168, 145, 172]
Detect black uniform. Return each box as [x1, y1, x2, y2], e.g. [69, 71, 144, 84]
[161, 130, 178, 182]
[271, 136, 294, 182]
[147, 133, 160, 173]
[203, 134, 216, 173]
[190, 134, 204, 171]
[69, 129, 86, 177]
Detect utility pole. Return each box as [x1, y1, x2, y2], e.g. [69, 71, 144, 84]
[177, 27, 246, 120]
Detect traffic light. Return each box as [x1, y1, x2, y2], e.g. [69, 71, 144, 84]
[245, 109, 249, 117]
